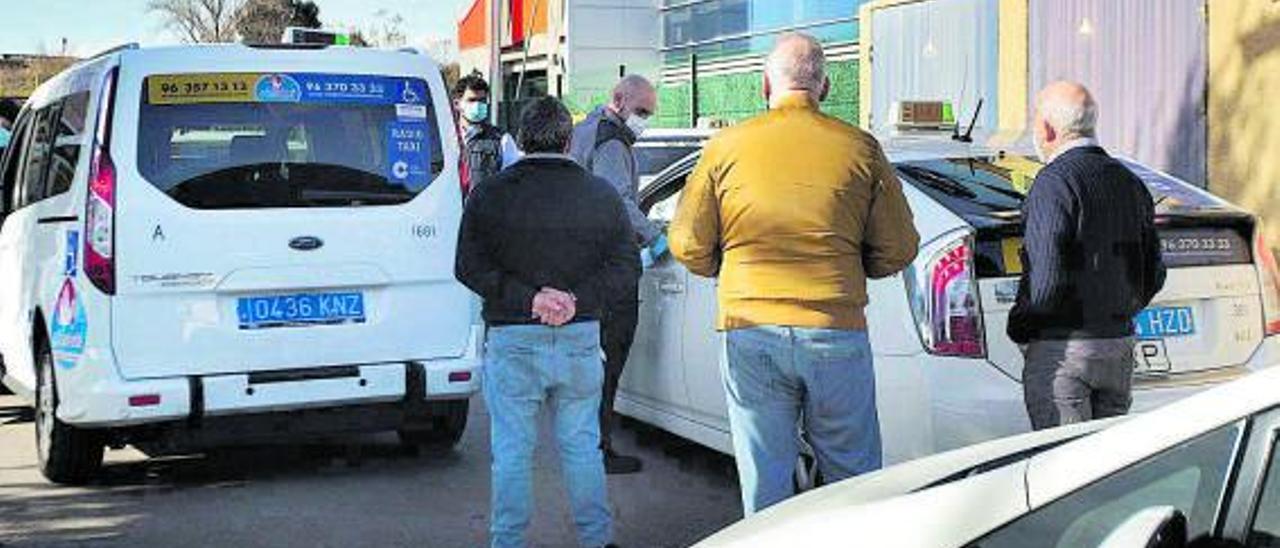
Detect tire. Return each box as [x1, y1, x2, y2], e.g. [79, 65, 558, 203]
[398, 399, 469, 448]
[34, 341, 104, 485]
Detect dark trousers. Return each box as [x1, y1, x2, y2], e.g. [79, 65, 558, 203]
[599, 298, 639, 451]
[1021, 337, 1135, 430]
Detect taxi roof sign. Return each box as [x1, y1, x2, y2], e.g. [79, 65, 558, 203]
[889, 101, 958, 132]
[282, 27, 351, 46]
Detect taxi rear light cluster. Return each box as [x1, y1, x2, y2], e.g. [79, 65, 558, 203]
[905, 234, 986, 358]
[1254, 223, 1280, 336]
[85, 68, 118, 295]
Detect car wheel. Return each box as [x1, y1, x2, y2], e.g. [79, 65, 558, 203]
[398, 399, 469, 448]
[34, 340, 104, 485]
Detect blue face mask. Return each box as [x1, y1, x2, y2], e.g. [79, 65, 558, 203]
[462, 102, 489, 123]
[0, 128, 9, 149]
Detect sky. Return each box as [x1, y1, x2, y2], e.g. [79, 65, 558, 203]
[0, 0, 473, 56]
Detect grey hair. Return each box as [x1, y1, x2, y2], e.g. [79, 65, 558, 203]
[517, 97, 573, 154]
[611, 74, 654, 106]
[1038, 88, 1098, 138]
[766, 32, 827, 92]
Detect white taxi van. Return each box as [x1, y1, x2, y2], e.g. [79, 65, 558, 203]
[0, 43, 481, 484]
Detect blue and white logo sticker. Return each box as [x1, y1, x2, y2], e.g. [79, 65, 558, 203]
[50, 279, 87, 370]
[64, 229, 79, 276]
[255, 74, 303, 102]
[386, 121, 432, 190]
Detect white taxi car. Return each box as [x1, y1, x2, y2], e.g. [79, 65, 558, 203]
[620, 130, 1280, 470]
[697, 365, 1280, 548]
[0, 43, 481, 483]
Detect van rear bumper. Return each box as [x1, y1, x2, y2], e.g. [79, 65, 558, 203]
[59, 325, 484, 428]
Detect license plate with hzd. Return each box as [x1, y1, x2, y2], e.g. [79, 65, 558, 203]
[237, 292, 366, 330]
[1133, 306, 1196, 340]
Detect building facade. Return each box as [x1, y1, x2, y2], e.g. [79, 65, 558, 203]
[457, 0, 660, 127]
[655, 0, 865, 128]
[859, 0, 1277, 252]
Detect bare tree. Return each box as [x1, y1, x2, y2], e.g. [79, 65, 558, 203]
[148, 0, 246, 43]
[237, 0, 322, 44]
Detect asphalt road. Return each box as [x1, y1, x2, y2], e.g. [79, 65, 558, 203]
[0, 395, 742, 547]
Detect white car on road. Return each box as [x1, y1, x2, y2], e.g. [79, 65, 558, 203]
[696, 364, 1280, 548]
[0, 44, 482, 483]
[620, 130, 1280, 470]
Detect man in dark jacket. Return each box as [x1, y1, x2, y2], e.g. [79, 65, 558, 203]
[453, 74, 520, 189]
[456, 96, 637, 548]
[1009, 81, 1166, 430]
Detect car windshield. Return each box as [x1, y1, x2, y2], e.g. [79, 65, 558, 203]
[137, 72, 444, 209]
[895, 157, 1028, 223]
[896, 155, 1233, 223]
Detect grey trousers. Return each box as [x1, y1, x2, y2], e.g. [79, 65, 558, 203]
[1021, 338, 1135, 430]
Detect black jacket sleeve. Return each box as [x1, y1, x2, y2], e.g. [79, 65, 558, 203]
[571, 193, 641, 314]
[454, 185, 539, 316]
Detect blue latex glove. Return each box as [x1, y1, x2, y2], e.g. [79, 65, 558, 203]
[649, 233, 669, 260]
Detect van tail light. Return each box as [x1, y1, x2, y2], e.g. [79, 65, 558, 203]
[1254, 222, 1280, 336]
[905, 234, 986, 358]
[84, 68, 117, 295]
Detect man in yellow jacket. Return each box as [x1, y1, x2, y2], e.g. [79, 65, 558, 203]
[669, 32, 919, 515]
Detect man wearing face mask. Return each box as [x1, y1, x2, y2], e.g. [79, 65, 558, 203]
[453, 74, 521, 188]
[569, 74, 662, 475]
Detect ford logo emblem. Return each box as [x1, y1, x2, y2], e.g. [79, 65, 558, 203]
[289, 236, 324, 251]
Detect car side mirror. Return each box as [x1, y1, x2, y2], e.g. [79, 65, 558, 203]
[1099, 506, 1188, 548]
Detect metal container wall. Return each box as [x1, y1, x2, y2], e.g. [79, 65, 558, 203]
[1029, 0, 1207, 185]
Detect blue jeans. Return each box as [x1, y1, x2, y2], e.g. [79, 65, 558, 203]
[723, 326, 883, 514]
[484, 322, 612, 548]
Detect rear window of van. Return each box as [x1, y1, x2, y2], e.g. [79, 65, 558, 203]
[137, 72, 445, 209]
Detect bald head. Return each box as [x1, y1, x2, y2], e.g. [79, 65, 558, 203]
[1034, 81, 1098, 161]
[609, 74, 657, 120]
[764, 33, 828, 106]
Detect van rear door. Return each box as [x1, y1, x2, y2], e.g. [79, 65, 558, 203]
[107, 51, 469, 380]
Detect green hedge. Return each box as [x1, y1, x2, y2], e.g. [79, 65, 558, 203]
[654, 59, 859, 128]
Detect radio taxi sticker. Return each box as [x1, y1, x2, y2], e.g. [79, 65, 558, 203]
[387, 121, 431, 190]
[51, 279, 87, 370]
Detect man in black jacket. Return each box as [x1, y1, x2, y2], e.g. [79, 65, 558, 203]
[456, 96, 637, 548]
[1009, 81, 1166, 430]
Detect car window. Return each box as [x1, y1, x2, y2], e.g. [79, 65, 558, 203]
[0, 113, 29, 214]
[641, 174, 686, 216]
[19, 105, 58, 208]
[969, 422, 1242, 548]
[137, 72, 445, 209]
[635, 145, 699, 178]
[45, 91, 91, 198]
[1249, 441, 1280, 547]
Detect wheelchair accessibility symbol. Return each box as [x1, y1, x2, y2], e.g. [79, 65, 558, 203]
[401, 81, 421, 104]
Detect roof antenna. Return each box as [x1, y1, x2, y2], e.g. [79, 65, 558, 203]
[954, 98, 985, 143]
[951, 53, 970, 141]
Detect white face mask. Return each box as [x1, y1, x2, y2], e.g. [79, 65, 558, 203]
[625, 114, 650, 137]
